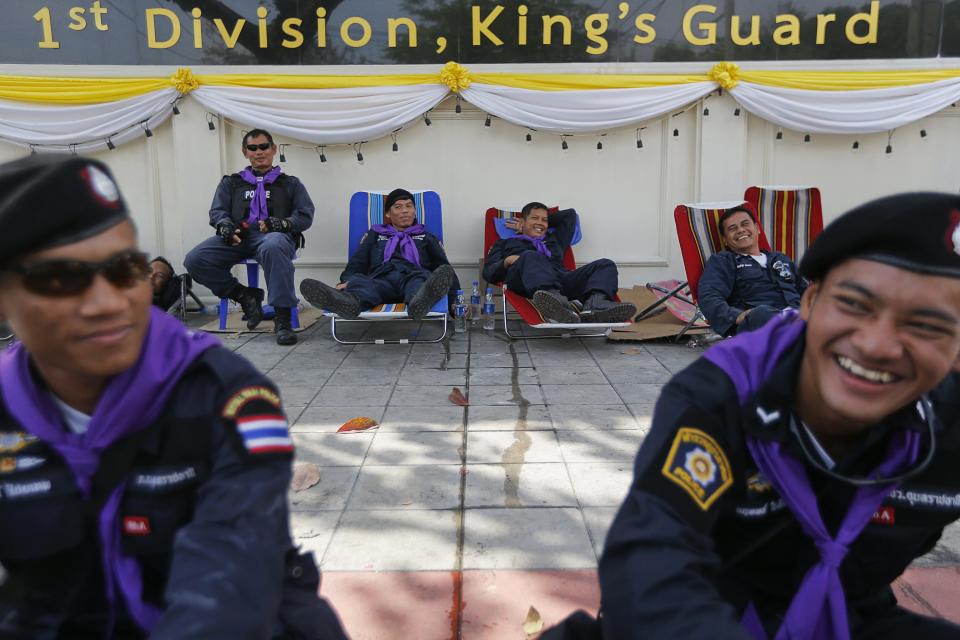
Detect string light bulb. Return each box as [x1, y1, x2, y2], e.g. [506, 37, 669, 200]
[525, 132, 533, 143]
[278, 145, 286, 162]
[703, 107, 710, 116]
[206, 114, 216, 131]
[455, 96, 462, 114]
[142, 122, 153, 138]
[852, 140, 860, 150]
[316, 146, 327, 163]
[636, 128, 644, 149]
[561, 136, 569, 151]
[172, 102, 181, 116]
[734, 107, 741, 116]
[920, 128, 928, 139]
[775, 129, 783, 141]
[803, 133, 811, 143]
[391, 133, 399, 152]
[354, 142, 364, 163]
[106, 138, 116, 150]
[424, 113, 432, 126]
[484, 115, 492, 127]
[673, 128, 679, 137]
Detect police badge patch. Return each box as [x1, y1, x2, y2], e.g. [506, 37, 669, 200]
[661, 427, 733, 511]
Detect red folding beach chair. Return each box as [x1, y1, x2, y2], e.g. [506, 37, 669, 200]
[744, 186, 823, 264]
[483, 206, 631, 339]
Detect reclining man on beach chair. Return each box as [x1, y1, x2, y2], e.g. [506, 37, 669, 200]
[300, 188, 457, 319]
[482, 201, 636, 324]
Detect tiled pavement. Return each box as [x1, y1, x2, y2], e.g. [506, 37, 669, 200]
[211, 315, 960, 639]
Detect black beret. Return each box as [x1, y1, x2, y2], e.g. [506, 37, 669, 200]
[800, 192, 960, 281]
[385, 188, 414, 211]
[0, 154, 129, 261]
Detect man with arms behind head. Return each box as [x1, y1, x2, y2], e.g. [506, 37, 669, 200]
[600, 193, 960, 639]
[185, 129, 314, 345]
[0, 155, 345, 639]
[698, 203, 804, 335]
[299, 188, 457, 320]
[483, 202, 636, 324]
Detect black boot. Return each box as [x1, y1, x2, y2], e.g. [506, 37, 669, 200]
[407, 264, 457, 320]
[531, 289, 581, 324]
[230, 286, 265, 330]
[580, 292, 637, 323]
[274, 307, 298, 346]
[300, 279, 361, 319]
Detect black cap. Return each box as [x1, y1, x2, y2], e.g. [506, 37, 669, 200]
[385, 188, 414, 211]
[0, 154, 129, 262]
[800, 192, 960, 281]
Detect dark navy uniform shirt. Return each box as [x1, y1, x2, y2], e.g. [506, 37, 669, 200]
[482, 208, 578, 284]
[208, 172, 315, 235]
[340, 228, 453, 282]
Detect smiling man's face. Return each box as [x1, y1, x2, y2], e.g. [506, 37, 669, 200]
[797, 258, 960, 437]
[721, 210, 761, 255]
[520, 207, 549, 238]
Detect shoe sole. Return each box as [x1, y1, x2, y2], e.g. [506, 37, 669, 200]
[407, 265, 455, 320]
[581, 303, 638, 324]
[531, 291, 581, 324]
[300, 279, 360, 319]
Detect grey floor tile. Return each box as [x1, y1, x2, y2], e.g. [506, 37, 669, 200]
[596, 364, 674, 384]
[338, 351, 408, 370]
[462, 508, 596, 569]
[541, 384, 622, 405]
[284, 405, 307, 424]
[292, 432, 374, 467]
[468, 367, 540, 386]
[535, 367, 607, 385]
[288, 466, 360, 511]
[557, 430, 645, 463]
[582, 507, 618, 558]
[409, 340, 470, 355]
[323, 509, 459, 570]
[396, 367, 467, 386]
[467, 405, 553, 431]
[465, 385, 545, 406]
[379, 406, 465, 432]
[466, 431, 563, 464]
[326, 368, 401, 386]
[470, 352, 534, 368]
[292, 406, 385, 433]
[289, 511, 341, 559]
[611, 383, 665, 405]
[347, 465, 462, 510]
[310, 384, 394, 407]
[626, 404, 656, 431]
[388, 385, 468, 407]
[567, 462, 633, 507]
[365, 432, 464, 465]
[548, 404, 639, 431]
[278, 384, 322, 406]
[406, 352, 468, 369]
[269, 368, 334, 388]
[464, 463, 577, 508]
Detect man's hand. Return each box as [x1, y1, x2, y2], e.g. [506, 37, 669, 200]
[503, 255, 520, 267]
[735, 308, 754, 325]
[259, 217, 292, 233]
[335, 282, 348, 291]
[217, 222, 242, 246]
[505, 217, 522, 232]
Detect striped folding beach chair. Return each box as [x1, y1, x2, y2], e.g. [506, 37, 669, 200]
[324, 190, 449, 345]
[483, 206, 630, 340]
[744, 186, 823, 263]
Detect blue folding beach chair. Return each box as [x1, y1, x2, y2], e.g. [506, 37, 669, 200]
[325, 190, 449, 344]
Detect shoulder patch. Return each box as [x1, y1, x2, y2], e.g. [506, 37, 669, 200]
[222, 386, 281, 418]
[661, 427, 733, 511]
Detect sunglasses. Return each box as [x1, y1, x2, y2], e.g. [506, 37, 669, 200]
[6, 251, 150, 297]
[246, 143, 272, 151]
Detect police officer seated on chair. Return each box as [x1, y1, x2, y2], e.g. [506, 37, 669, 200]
[599, 193, 960, 640]
[184, 128, 314, 346]
[698, 204, 804, 336]
[0, 155, 346, 640]
[299, 188, 458, 320]
[482, 202, 636, 324]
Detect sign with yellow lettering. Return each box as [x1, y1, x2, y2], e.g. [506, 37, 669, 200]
[2, 1, 953, 65]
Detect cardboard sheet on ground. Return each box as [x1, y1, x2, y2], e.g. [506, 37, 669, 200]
[609, 285, 710, 342]
[198, 307, 323, 334]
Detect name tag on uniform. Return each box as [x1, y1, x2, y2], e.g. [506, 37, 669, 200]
[130, 465, 199, 492]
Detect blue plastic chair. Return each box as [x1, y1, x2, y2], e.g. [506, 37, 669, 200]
[325, 190, 448, 344]
[218, 258, 300, 331]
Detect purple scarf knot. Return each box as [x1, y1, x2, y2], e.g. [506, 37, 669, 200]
[816, 540, 847, 569]
[239, 166, 282, 225]
[516, 234, 551, 257]
[0, 308, 219, 635]
[372, 223, 426, 266]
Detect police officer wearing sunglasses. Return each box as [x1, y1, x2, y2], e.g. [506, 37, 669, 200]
[0, 155, 346, 639]
[185, 128, 314, 346]
[598, 194, 960, 640]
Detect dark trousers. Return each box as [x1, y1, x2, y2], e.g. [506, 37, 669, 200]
[185, 230, 297, 308]
[504, 253, 618, 301]
[735, 304, 782, 334]
[344, 263, 431, 311]
[853, 606, 960, 638]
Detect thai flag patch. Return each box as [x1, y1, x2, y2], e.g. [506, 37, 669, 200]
[236, 414, 294, 455]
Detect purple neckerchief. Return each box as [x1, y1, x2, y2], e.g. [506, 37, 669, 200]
[515, 234, 552, 257]
[238, 165, 282, 225]
[0, 308, 219, 634]
[704, 311, 923, 640]
[372, 223, 426, 266]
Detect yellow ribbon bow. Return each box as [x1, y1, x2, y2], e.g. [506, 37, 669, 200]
[170, 67, 199, 95]
[440, 61, 472, 93]
[708, 62, 741, 91]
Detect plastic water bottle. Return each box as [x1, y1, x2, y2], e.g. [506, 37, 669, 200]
[482, 287, 496, 331]
[454, 289, 467, 333]
[470, 281, 481, 324]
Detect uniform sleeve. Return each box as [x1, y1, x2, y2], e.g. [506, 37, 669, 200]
[548, 208, 578, 251]
[599, 379, 749, 640]
[483, 240, 509, 284]
[208, 177, 234, 229]
[697, 254, 743, 336]
[285, 177, 315, 234]
[150, 383, 293, 640]
[340, 232, 375, 281]
[425, 234, 452, 271]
